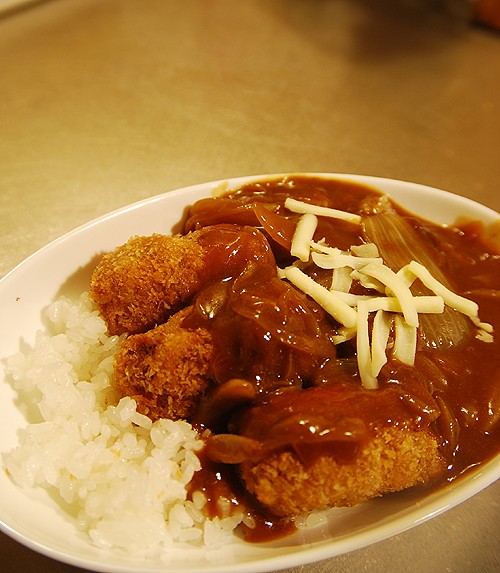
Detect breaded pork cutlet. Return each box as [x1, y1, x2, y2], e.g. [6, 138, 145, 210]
[239, 428, 443, 516]
[113, 307, 214, 421]
[208, 384, 445, 517]
[90, 225, 276, 335]
[90, 232, 206, 335]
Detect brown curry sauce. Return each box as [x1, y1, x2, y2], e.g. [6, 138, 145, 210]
[178, 176, 499, 541]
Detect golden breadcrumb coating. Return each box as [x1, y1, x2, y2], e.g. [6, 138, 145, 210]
[113, 308, 214, 421]
[240, 428, 444, 516]
[90, 232, 206, 335]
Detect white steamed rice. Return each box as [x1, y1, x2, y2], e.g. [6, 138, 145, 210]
[4, 293, 243, 555]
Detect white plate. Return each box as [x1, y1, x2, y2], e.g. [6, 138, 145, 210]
[1, 174, 499, 573]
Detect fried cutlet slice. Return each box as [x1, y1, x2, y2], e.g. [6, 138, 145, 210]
[90, 232, 206, 335]
[222, 383, 445, 517]
[113, 308, 214, 421]
[239, 427, 444, 516]
[90, 226, 277, 336]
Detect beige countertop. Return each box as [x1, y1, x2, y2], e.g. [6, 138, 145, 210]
[1, 1, 499, 572]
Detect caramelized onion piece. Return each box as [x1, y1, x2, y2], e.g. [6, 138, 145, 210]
[230, 263, 337, 356]
[479, 376, 500, 432]
[205, 433, 263, 464]
[193, 378, 257, 431]
[253, 203, 296, 251]
[363, 213, 471, 348]
[184, 198, 260, 231]
[433, 395, 460, 452]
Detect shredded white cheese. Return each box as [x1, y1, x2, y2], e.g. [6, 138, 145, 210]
[359, 262, 419, 328]
[471, 316, 494, 334]
[284, 197, 362, 224]
[332, 325, 357, 345]
[350, 269, 386, 292]
[365, 295, 445, 315]
[371, 309, 393, 378]
[405, 261, 479, 318]
[331, 266, 353, 292]
[290, 213, 318, 262]
[393, 315, 417, 366]
[330, 291, 375, 307]
[476, 328, 494, 343]
[356, 301, 378, 389]
[279, 197, 493, 389]
[283, 266, 358, 328]
[312, 250, 383, 270]
[351, 243, 380, 258]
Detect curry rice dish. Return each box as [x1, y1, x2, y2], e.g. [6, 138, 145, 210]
[5, 175, 498, 551]
[88, 175, 500, 537]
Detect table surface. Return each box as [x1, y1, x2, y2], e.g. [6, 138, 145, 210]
[1, 1, 499, 572]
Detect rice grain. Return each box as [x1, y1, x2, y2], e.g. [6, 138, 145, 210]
[5, 293, 242, 553]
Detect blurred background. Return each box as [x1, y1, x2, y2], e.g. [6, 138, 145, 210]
[1, 1, 500, 572]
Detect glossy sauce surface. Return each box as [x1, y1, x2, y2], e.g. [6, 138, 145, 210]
[182, 176, 500, 540]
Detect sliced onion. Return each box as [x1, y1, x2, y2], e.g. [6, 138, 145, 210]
[253, 203, 296, 251]
[363, 213, 471, 349]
